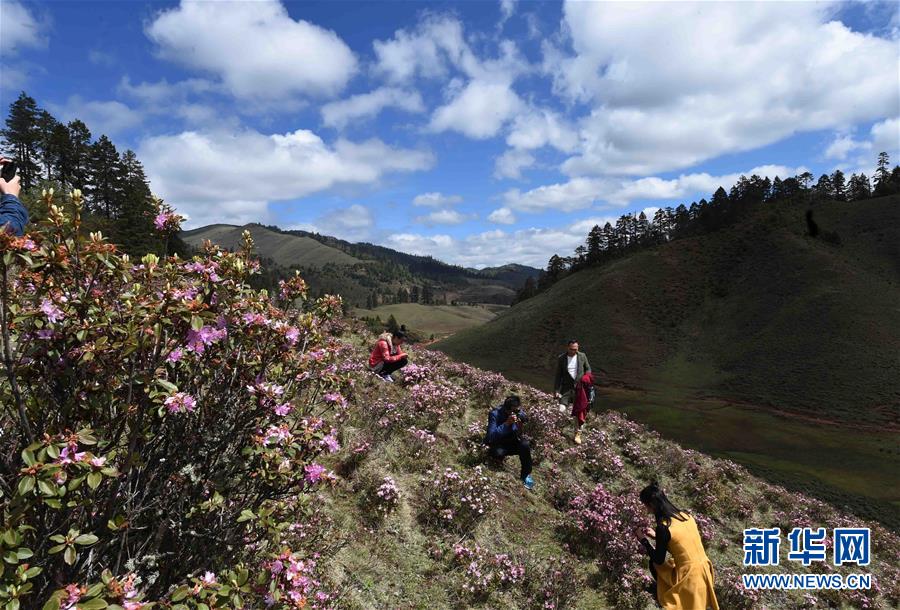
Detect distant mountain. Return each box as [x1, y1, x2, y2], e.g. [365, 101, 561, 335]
[472, 263, 543, 287]
[180, 223, 541, 307]
[181, 224, 362, 269]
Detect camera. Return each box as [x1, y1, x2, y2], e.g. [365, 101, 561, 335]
[0, 160, 16, 182]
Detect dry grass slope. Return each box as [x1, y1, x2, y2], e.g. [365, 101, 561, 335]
[182, 224, 362, 268]
[318, 341, 900, 609]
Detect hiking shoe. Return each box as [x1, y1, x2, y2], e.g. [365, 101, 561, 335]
[574, 430, 583, 445]
[523, 475, 535, 490]
[558, 403, 567, 413]
[375, 372, 393, 383]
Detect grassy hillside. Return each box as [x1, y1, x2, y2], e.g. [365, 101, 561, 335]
[436, 195, 900, 425]
[181, 223, 362, 268]
[354, 303, 503, 339]
[434, 195, 900, 525]
[317, 342, 900, 608]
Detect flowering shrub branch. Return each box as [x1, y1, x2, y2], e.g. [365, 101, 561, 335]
[0, 190, 347, 606]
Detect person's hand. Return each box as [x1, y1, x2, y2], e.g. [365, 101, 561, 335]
[505, 414, 518, 426]
[0, 159, 20, 198]
[645, 527, 656, 538]
[554, 392, 561, 399]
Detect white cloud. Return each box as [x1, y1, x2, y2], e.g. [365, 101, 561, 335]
[138, 128, 434, 227]
[503, 164, 805, 213]
[870, 117, 900, 156]
[499, 0, 517, 24]
[412, 192, 463, 207]
[384, 216, 619, 268]
[312, 204, 375, 241]
[321, 87, 425, 129]
[414, 209, 471, 226]
[373, 15, 476, 84]
[506, 108, 578, 153]
[543, 1, 899, 176]
[430, 80, 522, 139]
[494, 149, 535, 180]
[146, 0, 357, 100]
[0, 1, 45, 54]
[48, 96, 144, 136]
[823, 117, 899, 171]
[487, 207, 516, 224]
[118, 76, 218, 105]
[825, 134, 867, 161]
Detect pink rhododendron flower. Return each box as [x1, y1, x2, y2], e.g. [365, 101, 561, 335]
[89, 456, 107, 468]
[274, 402, 293, 416]
[166, 348, 183, 362]
[41, 298, 64, 323]
[164, 392, 197, 413]
[321, 431, 340, 453]
[186, 325, 227, 354]
[304, 463, 328, 485]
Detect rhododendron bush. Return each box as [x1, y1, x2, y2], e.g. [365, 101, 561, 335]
[0, 191, 346, 607]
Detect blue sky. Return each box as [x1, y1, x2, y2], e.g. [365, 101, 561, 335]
[1, 0, 898, 268]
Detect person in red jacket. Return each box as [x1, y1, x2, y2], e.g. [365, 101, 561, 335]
[368, 329, 409, 382]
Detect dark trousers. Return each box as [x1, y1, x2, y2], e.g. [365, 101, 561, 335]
[372, 356, 408, 376]
[489, 438, 532, 480]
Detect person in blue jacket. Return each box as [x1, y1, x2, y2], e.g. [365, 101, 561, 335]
[0, 158, 28, 236]
[484, 395, 534, 490]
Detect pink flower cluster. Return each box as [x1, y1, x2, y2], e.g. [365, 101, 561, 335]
[421, 466, 496, 532]
[164, 392, 197, 414]
[451, 543, 525, 598]
[40, 297, 65, 323]
[370, 476, 401, 518]
[153, 211, 183, 233]
[186, 324, 227, 354]
[265, 550, 335, 609]
[563, 483, 654, 609]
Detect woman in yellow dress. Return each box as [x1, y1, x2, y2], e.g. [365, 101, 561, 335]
[639, 482, 720, 610]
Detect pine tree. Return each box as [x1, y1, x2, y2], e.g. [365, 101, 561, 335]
[35, 109, 61, 181]
[711, 186, 729, 208]
[1, 92, 42, 189]
[874, 152, 891, 192]
[652, 208, 670, 241]
[115, 149, 157, 255]
[87, 135, 125, 218]
[48, 122, 74, 186]
[636, 211, 650, 242]
[410, 285, 419, 303]
[830, 170, 846, 201]
[847, 173, 872, 201]
[586, 224, 603, 264]
[814, 174, 834, 199]
[67, 120, 93, 190]
[387, 315, 400, 334]
[422, 284, 434, 305]
[797, 172, 813, 190]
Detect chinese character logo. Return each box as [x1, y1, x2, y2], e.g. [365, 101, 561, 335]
[834, 528, 871, 566]
[744, 527, 781, 566]
[787, 527, 827, 565]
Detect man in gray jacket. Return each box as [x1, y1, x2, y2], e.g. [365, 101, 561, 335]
[554, 339, 591, 441]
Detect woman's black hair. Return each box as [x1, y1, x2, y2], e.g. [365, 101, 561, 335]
[393, 330, 408, 340]
[639, 481, 687, 525]
[503, 395, 521, 410]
